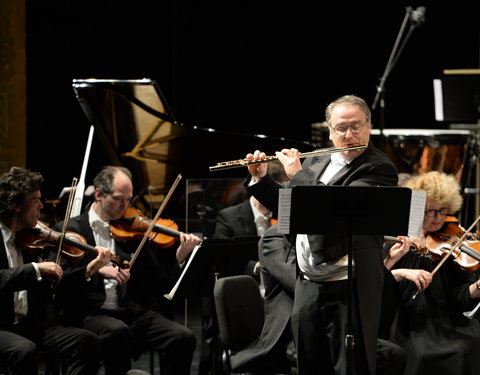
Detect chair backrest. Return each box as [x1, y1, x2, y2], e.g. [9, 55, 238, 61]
[213, 275, 264, 352]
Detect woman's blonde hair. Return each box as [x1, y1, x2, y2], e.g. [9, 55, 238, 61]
[405, 171, 462, 214]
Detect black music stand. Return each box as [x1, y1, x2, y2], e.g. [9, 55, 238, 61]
[164, 237, 259, 301]
[279, 185, 411, 375]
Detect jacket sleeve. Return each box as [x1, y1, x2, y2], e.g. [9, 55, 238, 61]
[0, 263, 38, 292]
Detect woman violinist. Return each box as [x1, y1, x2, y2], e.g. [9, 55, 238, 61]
[383, 171, 480, 375]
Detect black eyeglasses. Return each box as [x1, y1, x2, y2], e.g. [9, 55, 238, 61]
[330, 119, 369, 135]
[424, 208, 448, 217]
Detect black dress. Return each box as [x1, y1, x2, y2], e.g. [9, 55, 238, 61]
[390, 249, 480, 375]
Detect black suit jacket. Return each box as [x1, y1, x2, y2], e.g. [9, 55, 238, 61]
[213, 200, 257, 239]
[52, 211, 180, 325]
[0, 232, 52, 342]
[245, 143, 398, 375]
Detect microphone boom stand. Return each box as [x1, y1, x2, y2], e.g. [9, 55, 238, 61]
[372, 7, 421, 145]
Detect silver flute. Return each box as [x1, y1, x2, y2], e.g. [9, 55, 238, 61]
[209, 144, 367, 172]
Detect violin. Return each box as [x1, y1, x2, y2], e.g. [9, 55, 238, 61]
[109, 206, 181, 248]
[384, 235, 428, 255]
[425, 217, 480, 272]
[15, 221, 129, 269]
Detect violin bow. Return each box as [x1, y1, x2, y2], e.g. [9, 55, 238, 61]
[128, 173, 183, 268]
[70, 125, 94, 218]
[55, 177, 78, 265]
[412, 214, 480, 299]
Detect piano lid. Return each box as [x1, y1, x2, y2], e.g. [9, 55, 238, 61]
[72, 78, 316, 211]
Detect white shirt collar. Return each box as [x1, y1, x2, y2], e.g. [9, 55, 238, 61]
[0, 222, 15, 246]
[88, 204, 110, 231]
[330, 152, 350, 167]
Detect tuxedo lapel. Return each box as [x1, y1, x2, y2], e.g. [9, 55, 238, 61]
[326, 145, 374, 185]
[0, 237, 8, 269]
[328, 164, 350, 185]
[306, 156, 330, 181]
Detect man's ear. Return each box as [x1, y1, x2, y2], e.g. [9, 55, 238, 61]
[94, 188, 102, 201]
[13, 202, 22, 214]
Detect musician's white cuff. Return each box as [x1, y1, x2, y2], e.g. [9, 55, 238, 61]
[32, 262, 42, 282]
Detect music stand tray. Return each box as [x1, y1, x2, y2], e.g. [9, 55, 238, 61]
[279, 185, 411, 236]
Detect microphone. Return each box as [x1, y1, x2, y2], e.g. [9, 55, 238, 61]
[410, 6, 426, 27]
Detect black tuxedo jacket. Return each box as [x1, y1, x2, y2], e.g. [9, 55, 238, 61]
[213, 199, 257, 239]
[52, 211, 180, 325]
[245, 143, 398, 375]
[0, 232, 52, 342]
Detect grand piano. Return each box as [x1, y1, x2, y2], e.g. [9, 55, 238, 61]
[72, 78, 316, 237]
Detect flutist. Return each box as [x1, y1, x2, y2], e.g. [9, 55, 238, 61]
[243, 95, 399, 375]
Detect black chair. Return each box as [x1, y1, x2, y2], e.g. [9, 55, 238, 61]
[213, 275, 265, 375]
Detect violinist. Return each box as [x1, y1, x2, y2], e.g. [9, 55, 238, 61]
[0, 167, 109, 374]
[52, 165, 200, 375]
[383, 171, 480, 375]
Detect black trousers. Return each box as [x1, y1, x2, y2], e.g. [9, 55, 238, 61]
[291, 278, 406, 375]
[291, 277, 368, 375]
[376, 338, 406, 375]
[0, 322, 101, 375]
[82, 308, 196, 375]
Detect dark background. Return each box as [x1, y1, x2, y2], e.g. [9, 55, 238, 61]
[24, 0, 480, 202]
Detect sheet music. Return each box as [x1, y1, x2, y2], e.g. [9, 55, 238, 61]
[408, 190, 426, 238]
[163, 244, 202, 300]
[278, 188, 292, 234]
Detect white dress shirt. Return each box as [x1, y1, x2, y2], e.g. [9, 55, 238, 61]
[296, 153, 352, 282]
[0, 224, 28, 321]
[88, 204, 119, 310]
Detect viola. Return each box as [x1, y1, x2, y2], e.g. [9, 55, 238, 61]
[426, 218, 480, 272]
[15, 221, 129, 269]
[110, 206, 181, 248]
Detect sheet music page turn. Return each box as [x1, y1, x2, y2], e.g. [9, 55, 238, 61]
[408, 190, 426, 238]
[278, 189, 292, 234]
[163, 244, 202, 300]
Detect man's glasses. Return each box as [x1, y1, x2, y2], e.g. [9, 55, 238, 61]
[330, 119, 369, 135]
[425, 208, 449, 217]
